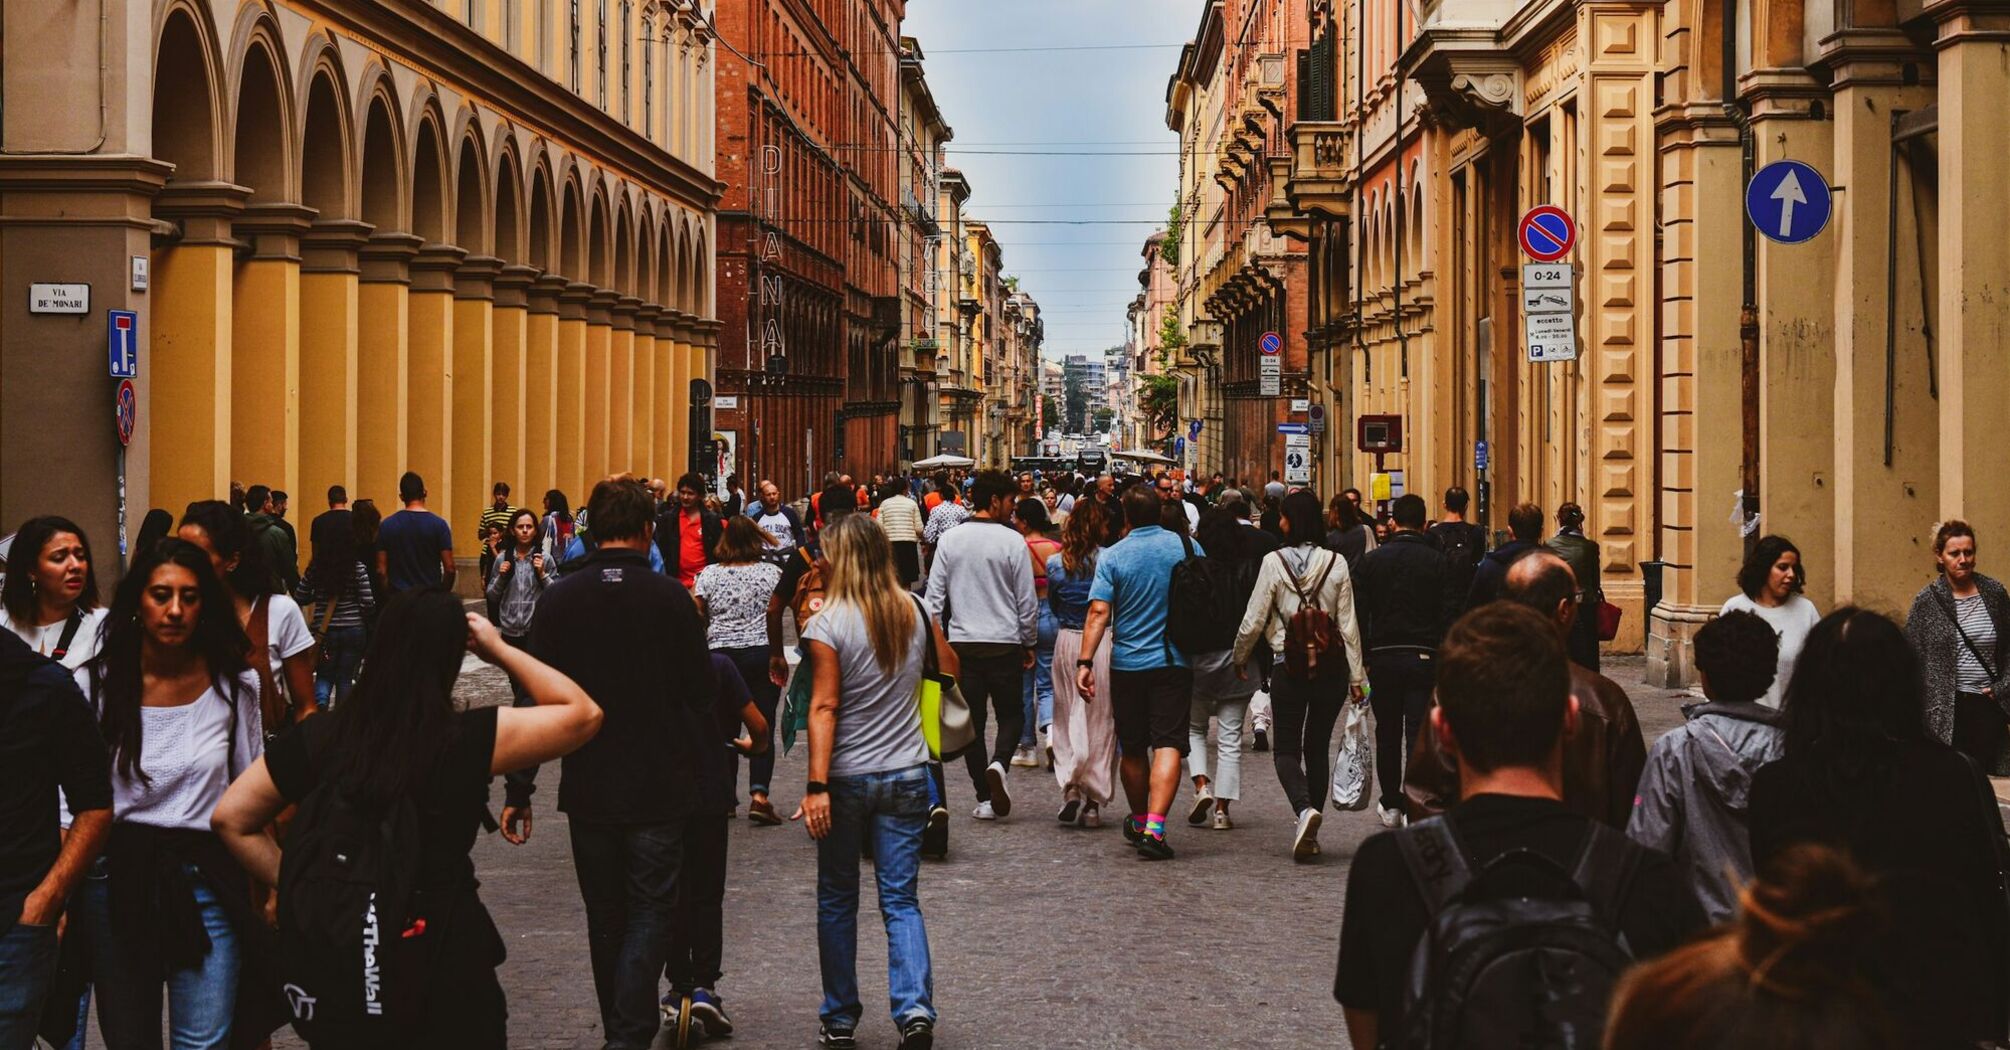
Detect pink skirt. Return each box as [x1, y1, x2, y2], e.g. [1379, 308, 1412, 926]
[1050, 626, 1118, 804]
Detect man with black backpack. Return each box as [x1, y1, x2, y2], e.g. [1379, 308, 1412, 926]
[1427, 487, 1486, 600]
[1334, 602, 1702, 1050]
[1353, 494, 1461, 829]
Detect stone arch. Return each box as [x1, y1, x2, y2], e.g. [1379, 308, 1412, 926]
[684, 222, 706, 316]
[227, 15, 292, 202]
[588, 186, 610, 288]
[409, 103, 450, 244]
[453, 124, 490, 255]
[613, 191, 634, 296]
[297, 48, 352, 220]
[656, 215, 675, 308]
[559, 170, 585, 280]
[528, 157, 555, 273]
[494, 138, 526, 265]
[358, 84, 404, 232]
[152, 2, 223, 182]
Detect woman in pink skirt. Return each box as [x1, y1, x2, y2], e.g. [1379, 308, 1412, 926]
[1045, 497, 1118, 825]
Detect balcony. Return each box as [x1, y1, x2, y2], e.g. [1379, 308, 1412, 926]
[1284, 120, 1352, 222]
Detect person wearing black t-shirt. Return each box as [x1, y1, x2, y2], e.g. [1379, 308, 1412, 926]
[212, 588, 602, 1047]
[1334, 602, 1703, 1048]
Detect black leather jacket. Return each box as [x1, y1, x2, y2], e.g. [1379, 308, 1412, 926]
[1352, 530, 1459, 651]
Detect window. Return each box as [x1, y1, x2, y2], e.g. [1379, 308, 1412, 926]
[467, 0, 480, 32]
[620, 0, 631, 122]
[597, 0, 607, 107]
[643, 13, 654, 137]
[569, 0, 580, 92]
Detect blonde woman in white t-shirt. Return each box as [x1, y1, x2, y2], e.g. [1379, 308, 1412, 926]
[178, 500, 319, 731]
[0, 515, 109, 683]
[75, 537, 265, 1048]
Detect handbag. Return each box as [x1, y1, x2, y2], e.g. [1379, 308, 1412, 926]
[1596, 599, 1623, 642]
[779, 652, 812, 755]
[912, 595, 975, 759]
[1331, 698, 1374, 811]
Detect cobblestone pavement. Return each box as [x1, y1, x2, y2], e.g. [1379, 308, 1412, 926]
[88, 656, 1692, 1050]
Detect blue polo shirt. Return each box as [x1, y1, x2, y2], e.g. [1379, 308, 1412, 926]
[1089, 524, 1203, 672]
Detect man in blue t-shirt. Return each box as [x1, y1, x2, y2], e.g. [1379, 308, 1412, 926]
[1077, 485, 1203, 860]
[376, 470, 456, 593]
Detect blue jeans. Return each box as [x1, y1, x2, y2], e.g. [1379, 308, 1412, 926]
[311, 625, 367, 710]
[720, 645, 781, 801]
[0, 919, 58, 1050]
[817, 765, 935, 1032]
[80, 861, 240, 1050]
[569, 820, 683, 1049]
[1020, 603, 1060, 747]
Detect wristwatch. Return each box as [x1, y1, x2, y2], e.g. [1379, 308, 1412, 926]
[1076, 658, 1096, 668]
[805, 781, 829, 795]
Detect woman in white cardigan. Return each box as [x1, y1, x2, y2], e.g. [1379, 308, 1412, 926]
[1233, 490, 1367, 861]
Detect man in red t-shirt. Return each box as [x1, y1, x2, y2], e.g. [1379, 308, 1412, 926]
[654, 472, 721, 588]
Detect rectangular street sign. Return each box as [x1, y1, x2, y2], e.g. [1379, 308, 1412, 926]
[107, 310, 138, 378]
[1475, 440, 1490, 471]
[1527, 327, 1578, 362]
[1290, 398, 1308, 413]
[1277, 422, 1309, 435]
[1522, 262, 1571, 289]
[1259, 355, 1281, 396]
[1283, 445, 1311, 484]
[1522, 261, 1578, 363]
[29, 283, 89, 314]
[1283, 432, 1311, 449]
[1522, 284, 1574, 314]
[1525, 312, 1575, 340]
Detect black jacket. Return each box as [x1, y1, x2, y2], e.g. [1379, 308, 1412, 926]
[654, 506, 722, 579]
[1465, 538, 1537, 610]
[1353, 531, 1459, 651]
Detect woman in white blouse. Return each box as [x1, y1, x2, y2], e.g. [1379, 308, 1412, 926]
[76, 537, 266, 1048]
[178, 500, 318, 731]
[0, 515, 109, 683]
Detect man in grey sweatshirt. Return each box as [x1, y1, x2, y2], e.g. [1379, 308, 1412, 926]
[925, 468, 1039, 819]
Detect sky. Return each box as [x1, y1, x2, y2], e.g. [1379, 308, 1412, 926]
[900, 0, 1205, 363]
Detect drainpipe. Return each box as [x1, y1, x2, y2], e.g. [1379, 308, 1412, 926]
[1394, 0, 1408, 381]
[1723, 0, 1759, 539]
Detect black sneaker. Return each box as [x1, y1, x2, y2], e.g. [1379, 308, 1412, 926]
[1057, 798, 1082, 825]
[899, 1016, 936, 1050]
[921, 805, 949, 859]
[820, 1024, 859, 1049]
[1252, 728, 1271, 752]
[1135, 832, 1175, 861]
[1123, 814, 1145, 846]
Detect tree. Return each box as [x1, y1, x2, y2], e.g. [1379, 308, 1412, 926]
[1157, 304, 1186, 368]
[1091, 407, 1115, 434]
[1140, 373, 1181, 452]
[1041, 393, 1061, 434]
[1163, 192, 1183, 266]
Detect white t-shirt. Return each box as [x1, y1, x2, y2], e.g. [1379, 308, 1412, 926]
[108, 670, 265, 830]
[1719, 593, 1821, 708]
[752, 507, 798, 560]
[801, 601, 930, 778]
[1, 605, 107, 694]
[258, 594, 318, 683]
[695, 561, 783, 650]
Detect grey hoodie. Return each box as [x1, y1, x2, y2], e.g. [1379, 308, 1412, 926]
[1626, 700, 1786, 923]
[922, 517, 1038, 647]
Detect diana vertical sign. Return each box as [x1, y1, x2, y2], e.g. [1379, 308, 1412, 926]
[759, 144, 787, 376]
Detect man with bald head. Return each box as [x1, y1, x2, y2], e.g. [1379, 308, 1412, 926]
[1402, 549, 1647, 827]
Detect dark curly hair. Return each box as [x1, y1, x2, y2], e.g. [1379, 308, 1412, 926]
[1694, 609, 1780, 704]
[1738, 535, 1806, 600]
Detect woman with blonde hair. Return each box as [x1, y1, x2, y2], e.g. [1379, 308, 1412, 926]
[797, 514, 956, 1050]
[1047, 496, 1118, 827]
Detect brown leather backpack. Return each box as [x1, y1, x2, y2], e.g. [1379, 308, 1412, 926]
[1282, 549, 1344, 682]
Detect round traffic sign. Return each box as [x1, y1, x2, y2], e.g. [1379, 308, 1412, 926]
[1745, 159, 1832, 245]
[1259, 331, 1282, 356]
[1518, 206, 1576, 262]
[115, 379, 136, 447]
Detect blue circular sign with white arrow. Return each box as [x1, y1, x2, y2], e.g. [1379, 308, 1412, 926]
[1745, 160, 1832, 245]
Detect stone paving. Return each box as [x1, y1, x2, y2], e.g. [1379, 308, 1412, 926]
[85, 656, 1695, 1050]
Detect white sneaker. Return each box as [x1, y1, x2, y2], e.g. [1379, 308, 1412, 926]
[1010, 745, 1038, 768]
[1212, 808, 1233, 831]
[985, 761, 1013, 817]
[1377, 805, 1405, 828]
[1187, 786, 1215, 826]
[972, 800, 998, 820]
[1292, 808, 1322, 861]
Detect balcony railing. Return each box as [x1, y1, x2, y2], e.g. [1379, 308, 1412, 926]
[1284, 120, 1352, 221]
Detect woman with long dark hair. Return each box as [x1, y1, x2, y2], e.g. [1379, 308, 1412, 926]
[213, 589, 603, 1047]
[296, 506, 376, 710]
[178, 501, 317, 731]
[1047, 496, 1116, 826]
[1015, 497, 1063, 770]
[1750, 607, 2010, 1046]
[1182, 506, 1264, 830]
[72, 538, 265, 1047]
[350, 499, 384, 617]
[0, 515, 106, 678]
[1721, 534, 1820, 708]
[541, 489, 576, 567]
[1324, 492, 1377, 571]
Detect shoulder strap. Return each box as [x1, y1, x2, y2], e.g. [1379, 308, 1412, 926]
[50, 608, 87, 661]
[909, 593, 940, 678]
[247, 596, 286, 731]
[1394, 816, 1474, 915]
[1310, 548, 1337, 601]
[314, 587, 338, 636]
[1570, 823, 1643, 927]
[1935, 586, 2002, 682]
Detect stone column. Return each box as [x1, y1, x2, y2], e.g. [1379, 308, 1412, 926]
[298, 220, 372, 501]
[230, 203, 312, 498]
[609, 296, 641, 475]
[667, 311, 694, 475]
[634, 304, 662, 476]
[1647, 109, 1746, 687]
[1821, 31, 1937, 608]
[1746, 70, 1840, 610]
[493, 265, 537, 502]
[651, 308, 677, 474]
[407, 245, 465, 521]
[1928, 0, 2010, 542]
[584, 289, 618, 483]
[525, 275, 566, 505]
[356, 233, 421, 504]
[557, 282, 592, 499]
[149, 183, 247, 515]
[451, 255, 500, 573]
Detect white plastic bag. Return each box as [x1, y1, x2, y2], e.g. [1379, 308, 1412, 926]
[1331, 700, 1374, 811]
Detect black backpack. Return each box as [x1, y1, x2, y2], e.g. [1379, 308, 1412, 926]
[1167, 534, 1251, 655]
[1433, 523, 1484, 574]
[277, 781, 433, 1041]
[1394, 815, 1641, 1050]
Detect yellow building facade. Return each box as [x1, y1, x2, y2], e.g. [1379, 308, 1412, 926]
[2, 0, 719, 570]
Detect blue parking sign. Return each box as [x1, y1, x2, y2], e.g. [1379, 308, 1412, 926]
[107, 310, 138, 378]
[1745, 160, 1832, 245]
